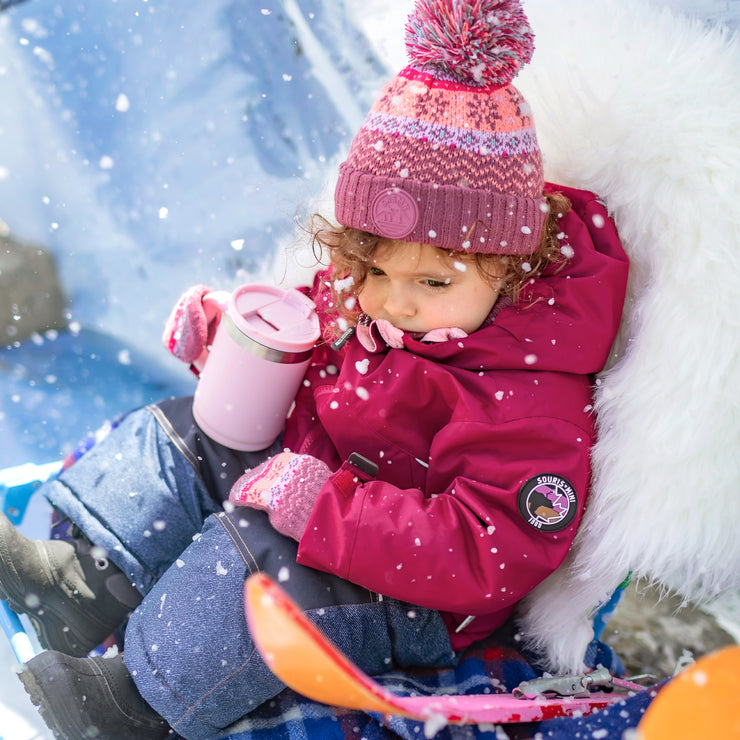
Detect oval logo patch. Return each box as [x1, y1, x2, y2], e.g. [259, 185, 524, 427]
[371, 188, 418, 239]
[517, 474, 578, 532]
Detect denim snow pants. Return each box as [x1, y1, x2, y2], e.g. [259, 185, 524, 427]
[41, 398, 455, 739]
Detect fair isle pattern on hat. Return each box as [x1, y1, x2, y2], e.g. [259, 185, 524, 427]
[335, 0, 547, 255]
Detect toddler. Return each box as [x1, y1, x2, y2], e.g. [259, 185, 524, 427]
[0, 1, 628, 737]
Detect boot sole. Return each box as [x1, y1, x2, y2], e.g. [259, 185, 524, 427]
[0, 586, 101, 657]
[19, 652, 89, 740]
[19, 651, 170, 740]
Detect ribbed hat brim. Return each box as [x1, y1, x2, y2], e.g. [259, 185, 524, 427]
[335, 163, 548, 255]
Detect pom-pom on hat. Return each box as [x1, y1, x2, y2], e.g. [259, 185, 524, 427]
[334, 0, 546, 255]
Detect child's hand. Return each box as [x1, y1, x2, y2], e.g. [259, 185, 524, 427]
[229, 452, 331, 541]
[162, 285, 215, 364]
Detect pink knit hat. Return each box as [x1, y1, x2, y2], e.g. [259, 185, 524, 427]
[334, 0, 546, 255]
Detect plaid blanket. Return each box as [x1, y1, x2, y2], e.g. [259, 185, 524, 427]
[215, 636, 661, 740]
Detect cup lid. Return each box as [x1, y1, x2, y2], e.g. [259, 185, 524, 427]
[231, 285, 320, 353]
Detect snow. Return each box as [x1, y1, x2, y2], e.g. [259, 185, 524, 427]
[1, 0, 739, 735]
[0, 491, 51, 739]
[0, 0, 395, 358]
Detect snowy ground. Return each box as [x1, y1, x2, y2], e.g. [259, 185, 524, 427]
[1, 0, 739, 736]
[0, 492, 53, 739]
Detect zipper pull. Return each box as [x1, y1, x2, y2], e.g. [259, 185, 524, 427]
[330, 314, 369, 352]
[331, 325, 356, 351]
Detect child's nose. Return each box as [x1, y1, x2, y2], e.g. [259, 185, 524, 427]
[384, 285, 415, 317]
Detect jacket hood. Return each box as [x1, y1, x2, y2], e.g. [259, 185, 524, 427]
[393, 186, 629, 376]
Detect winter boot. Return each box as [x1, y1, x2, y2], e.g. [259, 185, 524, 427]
[19, 649, 171, 739]
[0, 512, 142, 656]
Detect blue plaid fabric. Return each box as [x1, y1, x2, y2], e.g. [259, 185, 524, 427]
[215, 638, 659, 740]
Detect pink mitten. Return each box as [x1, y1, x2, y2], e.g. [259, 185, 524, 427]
[162, 285, 215, 364]
[229, 452, 331, 540]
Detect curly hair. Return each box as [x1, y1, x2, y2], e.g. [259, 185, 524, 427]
[310, 190, 572, 328]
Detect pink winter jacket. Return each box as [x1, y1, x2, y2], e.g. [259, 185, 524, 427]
[283, 185, 629, 650]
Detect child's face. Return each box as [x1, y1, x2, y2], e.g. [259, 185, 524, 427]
[357, 240, 503, 336]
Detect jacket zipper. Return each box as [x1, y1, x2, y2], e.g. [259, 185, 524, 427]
[330, 313, 369, 351]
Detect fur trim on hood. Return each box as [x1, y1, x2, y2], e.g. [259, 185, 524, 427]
[515, 0, 740, 673]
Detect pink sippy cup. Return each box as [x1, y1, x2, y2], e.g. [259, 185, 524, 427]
[192, 284, 320, 451]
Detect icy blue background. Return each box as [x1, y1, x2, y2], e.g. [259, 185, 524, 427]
[0, 0, 738, 468]
[1, 0, 393, 467]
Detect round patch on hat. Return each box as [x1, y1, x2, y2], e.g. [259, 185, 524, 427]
[517, 474, 578, 532]
[371, 188, 418, 239]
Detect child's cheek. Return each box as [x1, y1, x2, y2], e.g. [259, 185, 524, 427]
[356, 289, 374, 319]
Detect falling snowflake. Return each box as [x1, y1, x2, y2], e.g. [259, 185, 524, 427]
[334, 275, 355, 293]
[115, 93, 130, 112]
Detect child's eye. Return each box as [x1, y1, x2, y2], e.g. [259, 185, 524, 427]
[424, 278, 451, 288]
[368, 266, 386, 277]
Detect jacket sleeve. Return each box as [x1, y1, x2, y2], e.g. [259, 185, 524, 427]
[296, 414, 592, 617]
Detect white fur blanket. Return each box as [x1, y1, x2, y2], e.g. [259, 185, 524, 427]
[515, 0, 740, 672]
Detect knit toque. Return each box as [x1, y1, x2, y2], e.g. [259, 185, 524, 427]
[335, 0, 546, 255]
